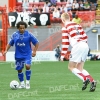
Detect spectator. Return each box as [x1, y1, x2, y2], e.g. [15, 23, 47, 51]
[22, 0, 29, 12]
[83, 0, 87, 2]
[55, 45, 61, 61]
[66, 1, 72, 11]
[49, 5, 55, 13]
[50, 0, 57, 6]
[72, 11, 76, 18]
[48, 1, 52, 7]
[37, 9, 42, 13]
[32, 5, 38, 13]
[52, 7, 61, 23]
[90, 0, 97, 5]
[38, 5, 43, 13]
[57, 5, 62, 14]
[87, 48, 93, 59]
[53, 7, 60, 18]
[43, 1, 49, 13]
[79, 1, 84, 11]
[72, 0, 79, 11]
[72, 14, 82, 24]
[67, 10, 73, 20]
[61, 5, 67, 13]
[90, 0, 97, 2]
[67, 0, 73, 4]
[84, 1, 90, 10]
[90, 2, 96, 11]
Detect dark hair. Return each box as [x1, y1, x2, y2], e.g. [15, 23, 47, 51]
[16, 21, 27, 29]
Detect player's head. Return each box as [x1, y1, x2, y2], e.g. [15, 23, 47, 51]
[16, 21, 27, 33]
[61, 13, 70, 24]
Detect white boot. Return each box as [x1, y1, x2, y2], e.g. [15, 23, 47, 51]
[26, 80, 30, 89]
[18, 81, 25, 89]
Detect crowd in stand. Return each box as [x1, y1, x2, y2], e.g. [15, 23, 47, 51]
[22, 0, 97, 13]
[19, 0, 97, 23]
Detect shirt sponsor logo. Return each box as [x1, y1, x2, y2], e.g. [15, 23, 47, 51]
[17, 43, 25, 46]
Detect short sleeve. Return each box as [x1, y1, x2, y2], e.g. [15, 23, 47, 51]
[30, 33, 39, 45]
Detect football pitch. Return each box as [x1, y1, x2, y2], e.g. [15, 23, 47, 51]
[0, 61, 100, 100]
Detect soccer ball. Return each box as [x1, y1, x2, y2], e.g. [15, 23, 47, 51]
[10, 80, 19, 90]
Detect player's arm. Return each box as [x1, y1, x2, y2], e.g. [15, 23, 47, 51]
[61, 27, 70, 61]
[30, 33, 39, 57]
[3, 34, 14, 55]
[32, 42, 39, 57]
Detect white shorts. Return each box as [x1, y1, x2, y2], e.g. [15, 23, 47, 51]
[69, 42, 89, 62]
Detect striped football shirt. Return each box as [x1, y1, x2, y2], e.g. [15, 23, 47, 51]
[61, 22, 88, 60]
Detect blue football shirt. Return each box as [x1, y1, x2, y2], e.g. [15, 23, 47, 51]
[9, 30, 39, 59]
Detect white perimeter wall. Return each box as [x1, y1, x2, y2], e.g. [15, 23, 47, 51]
[6, 51, 57, 61]
[5, 51, 100, 61]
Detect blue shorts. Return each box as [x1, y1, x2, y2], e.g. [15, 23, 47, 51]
[15, 58, 32, 70]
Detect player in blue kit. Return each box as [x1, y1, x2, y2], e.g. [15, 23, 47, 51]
[3, 21, 39, 89]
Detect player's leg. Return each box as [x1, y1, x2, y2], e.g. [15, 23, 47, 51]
[68, 43, 87, 82]
[25, 59, 32, 89]
[77, 62, 94, 82]
[68, 61, 87, 82]
[77, 62, 97, 92]
[15, 59, 25, 88]
[77, 62, 90, 90]
[77, 42, 97, 92]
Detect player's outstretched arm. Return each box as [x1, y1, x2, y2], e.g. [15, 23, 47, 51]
[3, 44, 11, 56]
[32, 43, 39, 57]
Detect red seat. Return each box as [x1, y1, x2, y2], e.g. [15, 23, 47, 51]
[39, 2, 44, 6]
[29, 3, 34, 7]
[61, 2, 67, 6]
[56, 2, 62, 6]
[33, 2, 40, 6]
[16, 6, 23, 12]
[16, 2, 22, 6]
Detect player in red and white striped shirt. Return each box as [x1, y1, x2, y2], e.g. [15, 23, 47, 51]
[61, 13, 97, 92]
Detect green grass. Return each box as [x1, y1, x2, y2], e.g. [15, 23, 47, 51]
[0, 61, 100, 100]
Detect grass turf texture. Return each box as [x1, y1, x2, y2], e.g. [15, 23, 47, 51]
[0, 61, 100, 100]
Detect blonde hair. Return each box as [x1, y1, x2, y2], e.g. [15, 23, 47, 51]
[61, 13, 70, 21]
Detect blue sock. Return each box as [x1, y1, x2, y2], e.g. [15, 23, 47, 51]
[25, 70, 31, 80]
[18, 72, 24, 82]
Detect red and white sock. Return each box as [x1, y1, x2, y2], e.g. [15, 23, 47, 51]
[72, 68, 86, 82]
[82, 69, 94, 82]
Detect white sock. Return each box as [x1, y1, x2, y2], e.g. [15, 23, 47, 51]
[26, 80, 30, 84]
[21, 81, 25, 85]
[72, 68, 86, 82]
[82, 69, 89, 76]
[82, 69, 94, 82]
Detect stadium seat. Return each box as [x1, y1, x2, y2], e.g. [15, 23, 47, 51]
[33, 2, 40, 6]
[16, 0, 23, 8]
[39, 2, 44, 6]
[50, 14, 53, 23]
[29, 3, 33, 7]
[16, 6, 23, 12]
[61, 2, 67, 6]
[56, 2, 62, 6]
